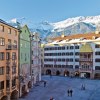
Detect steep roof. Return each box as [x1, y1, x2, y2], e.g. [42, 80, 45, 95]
[0, 19, 18, 30]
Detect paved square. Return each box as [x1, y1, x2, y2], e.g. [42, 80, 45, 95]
[19, 75, 100, 100]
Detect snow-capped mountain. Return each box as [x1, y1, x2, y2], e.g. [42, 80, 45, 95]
[51, 15, 100, 32]
[8, 15, 100, 41]
[35, 15, 100, 41]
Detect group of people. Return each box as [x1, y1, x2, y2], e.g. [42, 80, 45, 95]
[67, 89, 73, 97]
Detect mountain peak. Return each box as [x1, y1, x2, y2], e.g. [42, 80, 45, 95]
[52, 15, 100, 31]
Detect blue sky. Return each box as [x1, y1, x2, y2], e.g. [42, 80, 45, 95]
[0, 0, 100, 26]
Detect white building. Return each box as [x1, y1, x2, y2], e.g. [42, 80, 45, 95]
[43, 31, 100, 79]
[31, 32, 41, 85]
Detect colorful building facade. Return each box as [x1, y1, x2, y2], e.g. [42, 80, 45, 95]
[31, 32, 41, 84]
[0, 19, 19, 100]
[19, 25, 31, 97]
[43, 32, 100, 79]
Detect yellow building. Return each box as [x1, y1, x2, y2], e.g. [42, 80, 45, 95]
[0, 19, 19, 100]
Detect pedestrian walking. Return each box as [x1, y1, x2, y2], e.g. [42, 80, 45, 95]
[81, 84, 85, 90]
[83, 84, 85, 90]
[81, 84, 84, 90]
[44, 81, 46, 87]
[70, 89, 73, 97]
[50, 74, 52, 78]
[67, 89, 70, 96]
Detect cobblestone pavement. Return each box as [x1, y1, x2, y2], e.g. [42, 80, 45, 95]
[19, 75, 100, 100]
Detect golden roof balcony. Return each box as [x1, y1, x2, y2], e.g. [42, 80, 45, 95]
[79, 58, 93, 62]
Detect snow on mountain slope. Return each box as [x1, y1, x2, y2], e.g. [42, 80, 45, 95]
[47, 22, 95, 40]
[51, 15, 100, 32]
[8, 15, 100, 42]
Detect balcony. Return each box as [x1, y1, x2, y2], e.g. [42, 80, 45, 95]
[79, 58, 93, 62]
[6, 88, 10, 95]
[6, 88, 10, 93]
[6, 60, 10, 65]
[12, 61, 16, 66]
[6, 44, 17, 50]
[79, 67, 92, 72]
[6, 74, 10, 80]
[12, 86, 16, 90]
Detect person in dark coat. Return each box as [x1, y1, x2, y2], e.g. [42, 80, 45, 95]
[70, 89, 73, 97]
[67, 89, 70, 96]
[44, 81, 46, 87]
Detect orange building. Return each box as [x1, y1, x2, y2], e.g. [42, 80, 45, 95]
[0, 19, 19, 100]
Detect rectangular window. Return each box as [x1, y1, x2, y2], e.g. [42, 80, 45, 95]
[0, 52, 5, 60]
[13, 40, 17, 49]
[8, 28, 11, 34]
[95, 44, 100, 48]
[0, 25, 4, 32]
[12, 66, 16, 74]
[12, 78, 16, 87]
[0, 38, 5, 46]
[95, 52, 100, 55]
[0, 67, 4, 75]
[75, 46, 79, 49]
[14, 30, 17, 36]
[6, 52, 10, 60]
[0, 81, 4, 90]
[6, 66, 10, 74]
[95, 66, 100, 70]
[6, 80, 10, 88]
[12, 52, 16, 60]
[70, 46, 73, 49]
[95, 59, 100, 62]
[8, 39, 11, 44]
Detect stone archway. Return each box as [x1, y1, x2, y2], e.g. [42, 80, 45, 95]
[10, 90, 18, 100]
[46, 69, 51, 75]
[1, 96, 8, 100]
[85, 72, 90, 78]
[75, 71, 80, 77]
[56, 70, 60, 76]
[64, 70, 69, 76]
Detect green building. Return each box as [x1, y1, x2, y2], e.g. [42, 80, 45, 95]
[19, 25, 31, 97]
